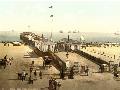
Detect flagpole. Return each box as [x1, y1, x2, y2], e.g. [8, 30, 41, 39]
[49, 1, 53, 41]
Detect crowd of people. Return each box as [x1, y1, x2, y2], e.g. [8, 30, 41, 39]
[17, 61, 43, 85]
[49, 77, 61, 90]
[0, 55, 13, 69]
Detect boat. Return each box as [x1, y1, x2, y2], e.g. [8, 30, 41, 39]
[59, 30, 63, 33]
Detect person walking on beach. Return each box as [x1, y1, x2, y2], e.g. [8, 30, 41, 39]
[21, 70, 26, 81]
[60, 67, 65, 79]
[39, 71, 42, 79]
[29, 65, 33, 75]
[28, 76, 33, 84]
[66, 52, 69, 58]
[49, 77, 54, 90]
[85, 66, 89, 76]
[4, 55, 7, 60]
[43, 60, 45, 69]
[34, 70, 37, 79]
[9, 59, 12, 65]
[53, 79, 57, 90]
[119, 62, 120, 67]
[17, 72, 22, 80]
[99, 64, 104, 73]
[2, 60, 7, 69]
[69, 67, 74, 79]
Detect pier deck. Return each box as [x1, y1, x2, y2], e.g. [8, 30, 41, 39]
[55, 52, 99, 72]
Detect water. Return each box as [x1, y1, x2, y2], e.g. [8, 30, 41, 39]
[0, 31, 120, 43]
[0, 31, 20, 42]
[43, 32, 120, 43]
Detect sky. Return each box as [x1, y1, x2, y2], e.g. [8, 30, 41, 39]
[0, 0, 120, 33]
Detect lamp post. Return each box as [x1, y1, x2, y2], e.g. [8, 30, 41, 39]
[27, 25, 30, 32]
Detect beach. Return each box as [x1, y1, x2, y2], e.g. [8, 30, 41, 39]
[0, 43, 59, 89]
[81, 45, 120, 64]
[0, 42, 120, 90]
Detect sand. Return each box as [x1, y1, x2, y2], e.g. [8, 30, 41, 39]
[81, 46, 120, 64]
[0, 43, 58, 89]
[0, 43, 120, 90]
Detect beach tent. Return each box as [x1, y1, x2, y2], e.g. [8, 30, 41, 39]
[12, 41, 21, 46]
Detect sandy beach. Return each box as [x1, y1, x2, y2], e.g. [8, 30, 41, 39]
[80, 46, 120, 64]
[0, 43, 59, 89]
[0, 43, 120, 90]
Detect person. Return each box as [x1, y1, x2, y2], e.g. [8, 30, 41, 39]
[114, 71, 119, 78]
[43, 61, 45, 69]
[66, 52, 69, 58]
[11, 57, 14, 60]
[28, 76, 33, 84]
[99, 64, 104, 73]
[30, 66, 33, 74]
[49, 77, 54, 90]
[85, 66, 89, 76]
[6, 58, 10, 65]
[21, 70, 26, 81]
[60, 67, 65, 79]
[18, 72, 22, 80]
[113, 64, 118, 73]
[2, 60, 7, 69]
[4, 55, 7, 60]
[69, 67, 74, 79]
[34, 70, 37, 79]
[9, 59, 11, 65]
[53, 79, 57, 90]
[39, 71, 42, 79]
[119, 62, 120, 67]
[57, 81, 61, 90]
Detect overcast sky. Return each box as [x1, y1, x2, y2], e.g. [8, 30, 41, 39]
[0, 0, 120, 33]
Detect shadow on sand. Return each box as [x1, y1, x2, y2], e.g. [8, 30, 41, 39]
[24, 51, 39, 58]
[8, 78, 18, 81]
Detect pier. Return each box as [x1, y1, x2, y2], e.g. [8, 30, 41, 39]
[55, 52, 99, 73]
[20, 32, 113, 72]
[34, 47, 66, 71]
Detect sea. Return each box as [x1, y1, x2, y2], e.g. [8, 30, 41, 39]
[0, 31, 120, 43]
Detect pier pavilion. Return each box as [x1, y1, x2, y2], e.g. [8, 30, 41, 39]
[56, 38, 81, 52]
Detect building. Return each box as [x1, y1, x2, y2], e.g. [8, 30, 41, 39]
[56, 37, 81, 52]
[20, 32, 56, 54]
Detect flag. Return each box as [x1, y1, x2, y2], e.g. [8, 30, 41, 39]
[68, 31, 71, 33]
[59, 30, 63, 33]
[49, 6, 53, 8]
[50, 32, 53, 41]
[80, 35, 85, 41]
[50, 15, 53, 17]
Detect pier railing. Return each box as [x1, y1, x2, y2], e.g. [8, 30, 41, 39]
[34, 48, 66, 71]
[50, 52, 66, 71]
